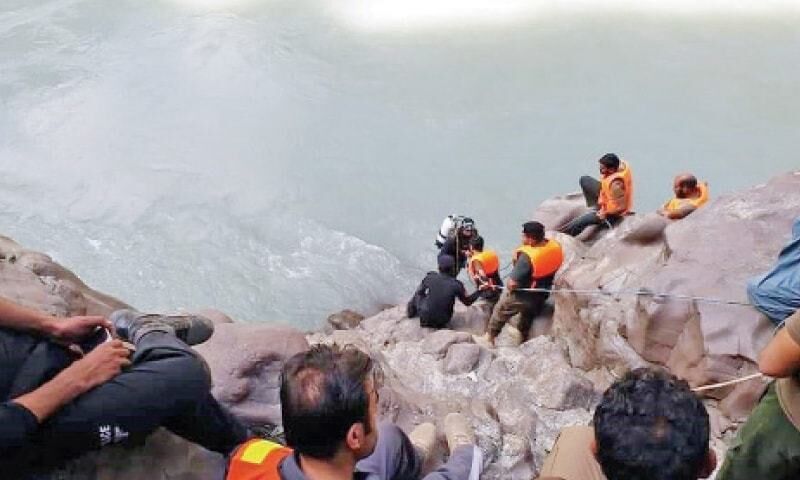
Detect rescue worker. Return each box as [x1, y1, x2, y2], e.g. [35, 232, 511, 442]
[657, 174, 709, 220]
[437, 217, 476, 275]
[406, 255, 486, 329]
[226, 344, 483, 480]
[560, 153, 633, 237]
[481, 221, 563, 347]
[0, 299, 249, 477]
[467, 235, 503, 303]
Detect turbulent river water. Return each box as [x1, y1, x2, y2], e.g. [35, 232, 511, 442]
[1, 0, 799, 328]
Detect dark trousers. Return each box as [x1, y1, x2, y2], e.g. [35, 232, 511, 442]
[487, 289, 548, 338]
[2, 329, 248, 473]
[561, 176, 620, 237]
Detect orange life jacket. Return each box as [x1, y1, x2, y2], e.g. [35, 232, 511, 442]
[514, 239, 564, 281]
[664, 182, 709, 213]
[227, 438, 293, 480]
[598, 161, 633, 215]
[468, 250, 500, 277]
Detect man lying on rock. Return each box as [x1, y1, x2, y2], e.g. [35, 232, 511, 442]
[227, 343, 484, 480]
[538, 368, 716, 480]
[0, 297, 248, 477]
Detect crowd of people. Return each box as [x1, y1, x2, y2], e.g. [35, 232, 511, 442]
[6, 153, 800, 480]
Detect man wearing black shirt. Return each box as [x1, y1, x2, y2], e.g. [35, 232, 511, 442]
[437, 218, 477, 276]
[407, 255, 485, 329]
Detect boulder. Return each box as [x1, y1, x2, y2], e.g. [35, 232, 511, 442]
[327, 309, 365, 330]
[444, 343, 481, 374]
[421, 329, 473, 357]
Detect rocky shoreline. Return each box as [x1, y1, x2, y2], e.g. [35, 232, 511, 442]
[3, 171, 799, 479]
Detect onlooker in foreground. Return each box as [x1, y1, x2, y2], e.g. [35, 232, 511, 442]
[657, 173, 709, 219]
[0, 298, 248, 477]
[407, 254, 485, 329]
[226, 344, 483, 480]
[560, 153, 633, 237]
[716, 308, 800, 480]
[538, 368, 716, 480]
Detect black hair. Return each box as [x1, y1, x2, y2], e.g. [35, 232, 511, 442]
[522, 221, 546, 242]
[598, 153, 621, 170]
[679, 176, 698, 190]
[594, 368, 709, 480]
[281, 344, 378, 459]
[470, 235, 485, 251]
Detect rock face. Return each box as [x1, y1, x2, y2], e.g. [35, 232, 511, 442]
[4, 171, 799, 480]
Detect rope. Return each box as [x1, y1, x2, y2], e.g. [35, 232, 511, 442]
[691, 373, 766, 393]
[493, 285, 752, 307]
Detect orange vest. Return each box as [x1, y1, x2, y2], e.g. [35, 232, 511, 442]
[227, 439, 293, 480]
[514, 239, 564, 280]
[598, 161, 633, 215]
[664, 182, 709, 213]
[468, 250, 500, 277]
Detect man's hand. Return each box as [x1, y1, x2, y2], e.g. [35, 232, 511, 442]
[48, 316, 112, 344]
[506, 278, 518, 291]
[60, 340, 132, 393]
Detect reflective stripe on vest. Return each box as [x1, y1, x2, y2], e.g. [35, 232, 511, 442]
[227, 439, 293, 480]
[469, 250, 500, 277]
[514, 239, 564, 280]
[598, 161, 633, 215]
[665, 182, 709, 213]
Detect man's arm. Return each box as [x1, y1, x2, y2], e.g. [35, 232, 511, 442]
[506, 254, 532, 292]
[759, 312, 800, 378]
[599, 178, 627, 217]
[0, 296, 111, 343]
[456, 282, 483, 307]
[665, 205, 697, 220]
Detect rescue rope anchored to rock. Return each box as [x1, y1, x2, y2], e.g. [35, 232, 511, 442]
[691, 373, 766, 393]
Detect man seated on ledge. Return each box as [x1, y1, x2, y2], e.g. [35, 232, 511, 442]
[537, 368, 716, 480]
[715, 308, 800, 480]
[657, 173, 709, 220]
[0, 298, 248, 477]
[227, 344, 483, 480]
[407, 254, 486, 329]
[560, 153, 633, 237]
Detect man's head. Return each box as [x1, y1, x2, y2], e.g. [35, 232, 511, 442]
[281, 344, 380, 462]
[521, 221, 545, 246]
[459, 217, 476, 238]
[469, 235, 485, 254]
[598, 153, 621, 177]
[438, 254, 456, 275]
[593, 368, 715, 480]
[673, 174, 698, 199]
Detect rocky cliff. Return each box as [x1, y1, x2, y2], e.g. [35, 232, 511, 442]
[3, 171, 798, 479]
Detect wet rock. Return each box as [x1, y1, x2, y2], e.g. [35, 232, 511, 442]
[327, 309, 365, 330]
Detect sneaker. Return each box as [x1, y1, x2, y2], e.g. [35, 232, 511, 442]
[408, 422, 436, 465]
[444, 413, 475, 452]
[110, 309, 215, 346]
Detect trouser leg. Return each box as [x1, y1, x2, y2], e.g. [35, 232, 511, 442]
[33, 331, 248, 466]
[487, 290, 522, 338]
[422, 445, 481, 480]
[356, 422, 422, 480]
[510, 292, 548, 340]
[540, 426, 607, 480]
[407, 291, 424, 318]
[561, 211, 602, 237]
[716, 383, 800, 480]
[579, 176, 601, 208]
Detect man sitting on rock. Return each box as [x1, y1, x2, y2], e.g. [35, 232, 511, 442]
[560, 153, 633, 237]
[407, 254, 486, 329]
[657, 173, 709, 220]
[0, 298, 249, 477]
[227, 344, 483, 480]
[715, 308, 800, 480]
[480, 221, 562, 347]
[538, 368, 716, 480]
[466, 235, 503, 304]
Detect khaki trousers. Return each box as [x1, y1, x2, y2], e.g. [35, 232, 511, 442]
[538, 426, 607, 480]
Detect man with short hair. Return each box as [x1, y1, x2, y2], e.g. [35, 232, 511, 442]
[438, 217, 477, 275]
[227, 344, 483, 480]
[657, 174, 709, 219]
[481, 221, 562, 346]
[0, 298, 249, 477]
[715, 308, 800, 480]
[466, 235, 503, 303]
[538, 368, 716, 480]
[560, 153, 633, 237]
[406, 255, 486, 329]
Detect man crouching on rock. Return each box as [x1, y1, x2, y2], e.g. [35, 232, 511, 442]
[227, 344, 484, 480]
[0, 297, 249, 477]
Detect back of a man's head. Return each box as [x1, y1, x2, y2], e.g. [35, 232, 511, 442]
[280, 344, 376, 459]
[470, 235, 485, 251]
[594, 368, 710, 480]
[598, 153, 621, 170]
